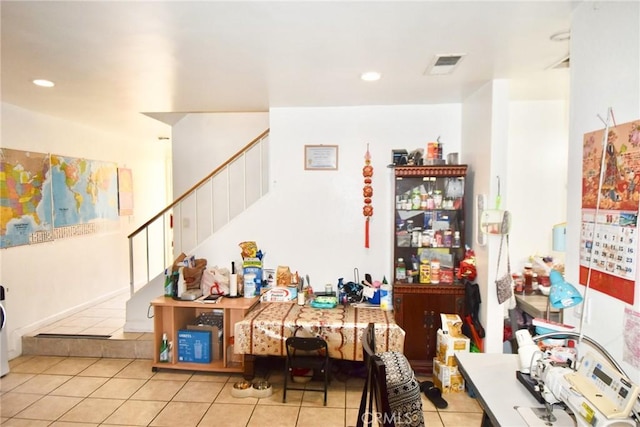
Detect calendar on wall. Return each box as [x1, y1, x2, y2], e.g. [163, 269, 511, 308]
[580, 119, 640, 304]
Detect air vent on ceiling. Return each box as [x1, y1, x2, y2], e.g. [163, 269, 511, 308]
[425, 54, 466, 76]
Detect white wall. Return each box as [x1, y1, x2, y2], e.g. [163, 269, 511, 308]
[171, 113, 269, 196]
[461, 80, 511, 353]
[507, 99, 569, 267]
[0, 103, 170, 359]
[565, 2, 640, 381]
[186, 105, 462, 286]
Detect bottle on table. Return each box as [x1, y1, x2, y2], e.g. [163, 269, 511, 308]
[159, 333, 169, 363]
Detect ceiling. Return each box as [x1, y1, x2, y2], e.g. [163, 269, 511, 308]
[1, 1, 575, 142]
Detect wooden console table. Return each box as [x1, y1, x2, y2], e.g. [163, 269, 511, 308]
[150, 295, 260, 377]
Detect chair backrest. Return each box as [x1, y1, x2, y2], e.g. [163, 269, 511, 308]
[359, 323, 394, 427]
[285, 336, 328, 357]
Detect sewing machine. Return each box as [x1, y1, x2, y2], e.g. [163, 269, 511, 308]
[516, 330, 639, 427]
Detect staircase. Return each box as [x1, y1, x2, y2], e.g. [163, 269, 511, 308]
[124, 129, 270, 333]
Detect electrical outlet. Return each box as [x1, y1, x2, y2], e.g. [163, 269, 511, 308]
[573, 297, 590, 324]
[584, 298, 591, 324]
[573, 303, 582, 319]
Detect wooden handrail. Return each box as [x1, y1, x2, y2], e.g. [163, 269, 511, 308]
[127, 128, 270, 240]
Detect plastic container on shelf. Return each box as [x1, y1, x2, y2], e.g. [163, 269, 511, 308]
[395, 258, 406, 282]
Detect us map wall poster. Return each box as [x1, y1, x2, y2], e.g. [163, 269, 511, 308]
[581, 120, 640, 304]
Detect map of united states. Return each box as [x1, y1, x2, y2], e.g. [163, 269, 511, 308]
[0, 148, 52, 248]
[1, 149, 119, 248]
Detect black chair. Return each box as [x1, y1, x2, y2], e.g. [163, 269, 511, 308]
[283, 336, 330, 405]
[357, 323, 394, 427]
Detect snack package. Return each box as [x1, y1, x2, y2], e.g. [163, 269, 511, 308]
[239, 241, 257, 259]
[277, 266, 292, 286]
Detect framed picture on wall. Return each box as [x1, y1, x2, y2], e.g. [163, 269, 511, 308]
[304, 145, 338, 170]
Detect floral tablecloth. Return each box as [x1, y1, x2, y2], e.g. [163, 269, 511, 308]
[234, 302, 405, 361]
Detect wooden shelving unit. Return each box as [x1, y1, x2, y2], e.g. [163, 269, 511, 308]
[150, 296, 260, 374]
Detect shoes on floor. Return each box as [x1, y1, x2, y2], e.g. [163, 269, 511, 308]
[420, 380, 448, 409]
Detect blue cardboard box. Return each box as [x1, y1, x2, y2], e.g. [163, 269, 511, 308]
[178, 329, 211, 363]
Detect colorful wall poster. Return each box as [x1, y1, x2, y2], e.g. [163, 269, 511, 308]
[0, 148, 53, 248]
[117, 168, 134, 216]
[50, 155, 119, 228]
[581, 120, 640, 304]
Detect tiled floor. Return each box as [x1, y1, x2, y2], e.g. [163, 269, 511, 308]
[4, 292, 484, 426]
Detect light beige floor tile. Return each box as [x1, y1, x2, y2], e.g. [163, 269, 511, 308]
[103, 399, 167, 426]
[37, 325, 86, 335]
[172, 380, 223, 402]
[345, 407, 360, 427]
[12, 374, 72, 394]
[50, 376, 109, 397]
[110, 329, 144, 340]
[8, 356, 34, 369]
[80, 327, 121, 336]
[90, 377, 146, 399]
[58, 316, 104, 328]
[301, 387, 345, 408]
[149, 401, 210, 427]
[438, 391, 482, 413]
[198, 402, 255, 426]
[0, 373, 35, 392]
[246, 404, 300, 427]
[78, 308, 125, 318]
[14, 395, 82, 421]
[137, 332, 154, 341]
[95, 317, 129, 328]
[345, 387, 362, 409]
[58, 397, 124, 423]
[77, 358, 133, 377]
[296, 407, 346, 427]
[424, 410, 445, 426]
[189, 371, 231, 382]
[151, 370, 193, 381]
[0, 418, 51, 426]
[49, 422, 99, 427]
[0, 392, 43, 417]
[258, 385, 303, 406]
[9, 356, 65, 374]
[114, 359, 155, 379]
[130, 379, 186, 401]
[439, 410, 483, 426]
[43, 357, 99, 375]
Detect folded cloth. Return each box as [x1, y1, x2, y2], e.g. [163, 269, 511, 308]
[420, 380, 448, 409]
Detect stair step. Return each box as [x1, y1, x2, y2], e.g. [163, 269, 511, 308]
[22, 332, 154, 359]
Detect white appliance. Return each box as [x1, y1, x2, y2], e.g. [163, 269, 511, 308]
[1, 285, 9, 377]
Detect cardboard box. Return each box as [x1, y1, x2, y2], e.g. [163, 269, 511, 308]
[436, 314, 470, 366]
[178, 329, 211, 363]
[433, 358, 465, 393]
[186, 325, 222, 361]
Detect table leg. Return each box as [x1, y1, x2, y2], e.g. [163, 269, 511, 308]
[243, 354, 256, 380]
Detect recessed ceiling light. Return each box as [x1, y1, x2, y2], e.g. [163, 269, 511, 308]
[32, 79, 55, 87]
[550, 31, 570, 42]
[361, 71, 381, 82]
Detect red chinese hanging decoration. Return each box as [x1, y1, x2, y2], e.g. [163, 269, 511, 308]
[362, 143, 374, 248]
